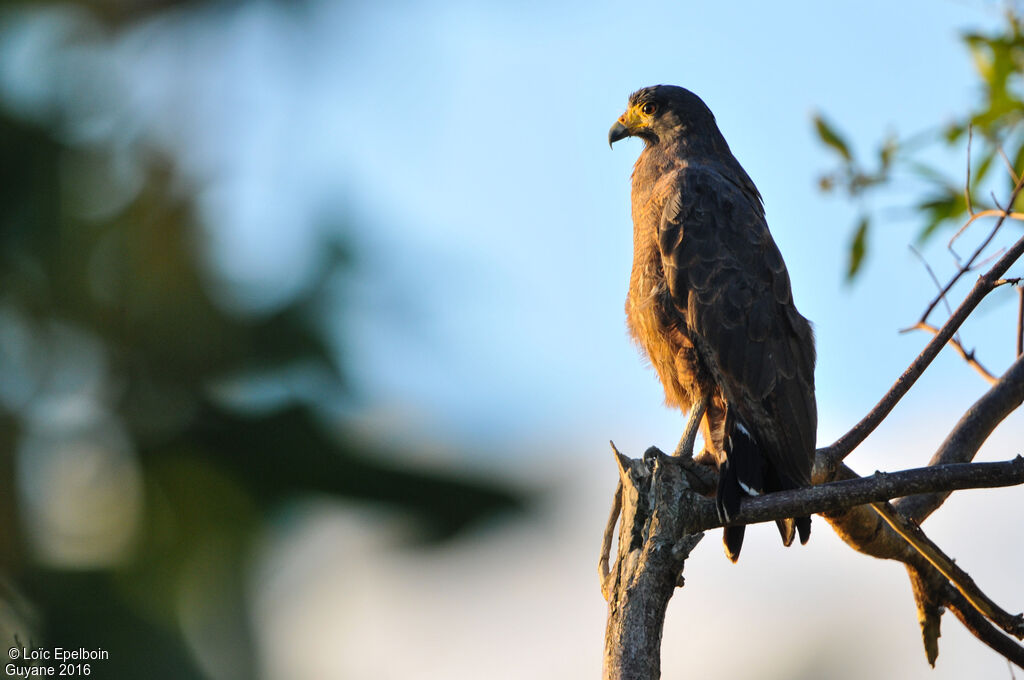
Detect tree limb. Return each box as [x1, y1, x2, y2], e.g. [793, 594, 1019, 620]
[686, 456, 1024, 531]
[601, 452, 1024, 678]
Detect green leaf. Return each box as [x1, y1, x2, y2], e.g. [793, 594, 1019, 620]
[965, 34, 995, 85]
[878, 135, 899, 169]
[971, 147, 996, 188]
[813, 113, 853, 162]
[846, 217, 869, 282]
[917, 190, 967, 241]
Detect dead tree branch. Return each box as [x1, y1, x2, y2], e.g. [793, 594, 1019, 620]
[600, 452, 1024, 678]
[602, 451, 704, 680]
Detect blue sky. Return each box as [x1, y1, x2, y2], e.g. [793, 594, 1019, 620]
[3, 1, 1021, 677]
[4, 2, 1011, 454]
[124, 0, 1014, 465]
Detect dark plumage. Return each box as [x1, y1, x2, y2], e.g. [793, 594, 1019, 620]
[609, 85, 817, 561]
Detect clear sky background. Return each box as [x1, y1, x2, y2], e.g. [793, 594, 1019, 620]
[3, 1, 1022, 678]
[55, 0, 1017, 454]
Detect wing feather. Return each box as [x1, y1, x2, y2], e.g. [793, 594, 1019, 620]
[659, 165, 816, 487]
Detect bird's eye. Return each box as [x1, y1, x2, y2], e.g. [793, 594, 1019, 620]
[641, 102, 657, 116]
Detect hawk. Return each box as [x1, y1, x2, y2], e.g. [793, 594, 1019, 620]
[609, 85, 817, 561]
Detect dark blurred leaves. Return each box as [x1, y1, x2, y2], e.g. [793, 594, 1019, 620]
[0, 8, 526, 678]
[25, 571, 207, 680]
[813, 8, 1024, 281]
[6, 0, 315, 27]
[172, 404, 526, 541]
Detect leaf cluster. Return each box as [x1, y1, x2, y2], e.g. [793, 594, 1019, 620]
[814, 8, 1024, 280]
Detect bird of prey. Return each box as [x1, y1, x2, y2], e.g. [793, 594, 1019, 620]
[609, 85, 817, 562]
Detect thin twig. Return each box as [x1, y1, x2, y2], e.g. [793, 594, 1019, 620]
[822, 183, 1024, 464]
[965, 125, 975, 215]
[903, 321, 998, 384]
[599, 477, 622, 601]
[995, 191, 1008, 212]
[937, 176, 1024, 320]
[948, 209, 1024, 267]
[969, 247, 1008, 272]
[871, 501, 1024, 639]
[1017, 285, 1023, 358]
[998, 144, 1021, 186]
[908, 245, 962, 345]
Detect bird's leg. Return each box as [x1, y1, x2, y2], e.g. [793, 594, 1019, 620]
[672, 396, 707, 459]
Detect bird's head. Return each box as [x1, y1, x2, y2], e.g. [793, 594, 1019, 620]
[608, 85, 719, 149]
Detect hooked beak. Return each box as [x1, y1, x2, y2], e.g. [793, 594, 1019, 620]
[608, 119, 630, 148]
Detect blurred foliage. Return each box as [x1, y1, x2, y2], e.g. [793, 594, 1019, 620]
[7, 0, 312, 26]
[814, 5, 1024, 281]
[0, 2, 525, 679]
